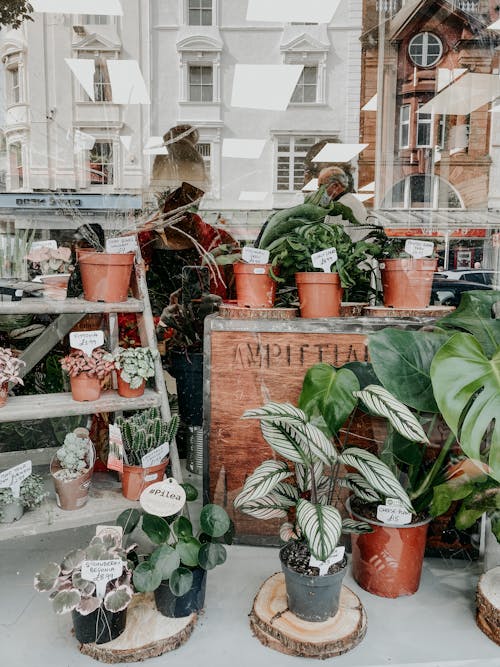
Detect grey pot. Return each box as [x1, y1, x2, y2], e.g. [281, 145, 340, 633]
[0, 498, 24, 523]
[280, 544, 347, 622]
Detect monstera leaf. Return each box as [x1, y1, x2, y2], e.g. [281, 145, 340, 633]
[430, 332, 500, 482]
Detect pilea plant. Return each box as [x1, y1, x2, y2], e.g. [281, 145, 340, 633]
[53, 431, 93, 481]
[115, 408, 179, 467]
[60, 348, 114, 379]
[112, 346, 157, 389]
[0, 348, 25, 386]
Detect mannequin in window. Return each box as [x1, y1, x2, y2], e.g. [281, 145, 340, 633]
[151, 125, 208, 192]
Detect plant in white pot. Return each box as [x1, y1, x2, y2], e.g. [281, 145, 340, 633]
[50, 428, 95, 511]
[112, 346, 157, 398]
[0, 473, 47, 523]
[0, 347, 25, 407]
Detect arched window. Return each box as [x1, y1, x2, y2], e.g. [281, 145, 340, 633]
[408, 32, 443, 68]
[383, 175, 463, 209]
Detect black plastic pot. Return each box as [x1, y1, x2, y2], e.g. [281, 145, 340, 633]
[169, 350, 203, 427]
[154, 568, 207, 618]
[280, 545, 347, 622]
[72, 607, 127, 645]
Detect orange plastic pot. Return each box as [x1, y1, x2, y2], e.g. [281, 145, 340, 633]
[380, 258, 437, 309]
[0, 382, 8, 408]
[70, 373, 102, 402]
[233, 263, 276, 308]
[295, 272, 343, 318]
[78, 252, 135, 303]
[121, 461, 168, 501]
[117, 373, 145, 398]
[348, 499, 431, 598]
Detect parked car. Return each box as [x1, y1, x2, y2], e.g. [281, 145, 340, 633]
[436, 269, 499, 285]
[431, 277, 491, 306]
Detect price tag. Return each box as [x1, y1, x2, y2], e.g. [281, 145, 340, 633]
[107, 424, 125, 472]
[140, 478, 186, 517]
[311, 247, 338, 273]
[30, 240, 58, 251]
[377, 499, 412, 526]
[81, 559, 123, 599]
[105, 237, 138, 254]
[309, 547, 345, 576]
[141, 442, 170, 468]
[404, 240, 434, 259]
[241, 247, 270, 265]
[69, 330, 104, 357]
[0, 461, 32, 498]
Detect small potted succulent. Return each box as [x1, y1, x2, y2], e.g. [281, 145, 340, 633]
[112, 346, 157, 398]
[0, 347, 25, 407]
[50, 428, 95, 510]
[0, 473, 47, 523]
[26, 245, 72, 292]
[60, 347, 114, 402]
[34, 533, 135, 645]
[116, 408, 178, 500]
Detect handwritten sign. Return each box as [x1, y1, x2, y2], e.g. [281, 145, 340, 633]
[141, 442, 170, 468]
[107, 424, 125, 472]
[404, 240, 434, 259]
[140, 478, 186, 517]
[309, 546, 345, 576]
[377, 498, 412, 526]
[69, 330, 104, 357]
[30, 240, 58, 251]
[81, 559, 123, 599]
[312, 247, 338, 273]
[105, 237, 138, 254]
[0, 461, 32, 498]
[242, 247, 270, 265]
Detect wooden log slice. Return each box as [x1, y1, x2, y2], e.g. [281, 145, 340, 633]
[249, 573, 367, 659]
[363, 306, 455, 318]
[78, 593, 197, 664]
[476, 567, 500, 646]
[219, 304, 298, 319]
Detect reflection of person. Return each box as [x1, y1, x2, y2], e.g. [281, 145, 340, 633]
[151, 125, 208, 191]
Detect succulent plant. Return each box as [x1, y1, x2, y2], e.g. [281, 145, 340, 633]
[54, 431, 93, 481]
[0, 473, 47, 517]
[60, 348, 114, 379]
[112, 346, 157, 389]
[26, 245, 72, 275]
[0, 347, 25, 386]
[115, 408, 179, 467]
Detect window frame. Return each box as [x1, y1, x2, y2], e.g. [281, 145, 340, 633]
[416, 103, 433, 148]
[181, 0, 218, 26]
[76, 50, 117, 104]
[408, 32, 443, 68]
[88, 140, 115, 186]
[290, 66, 319, 105]
[3, 52, 24, 108]
[274, 135, 321, 193]
[399, 104, 410, 149]
[8, 141, 24, 191]
[188, 64, 214, 103]
[187, 0, 213, 26]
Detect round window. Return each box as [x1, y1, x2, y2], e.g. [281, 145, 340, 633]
[408, 32, 443, 67]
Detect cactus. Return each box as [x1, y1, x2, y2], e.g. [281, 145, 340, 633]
[116, 408, 179, 467]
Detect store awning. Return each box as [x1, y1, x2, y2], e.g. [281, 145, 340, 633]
[370, 209, 500, 238]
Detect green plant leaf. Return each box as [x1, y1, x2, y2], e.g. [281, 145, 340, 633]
[285, 419, 339, 466]
[133, 561, 162, 593]
[198, 542, 227, 570]
[61, 549, 86, 573]
[234, 491, 292, 520]
[430, 332, 500, 482]
[243, 402, 307, 423]
[296, 499, 342, 561]
[104, 584, 133, 612]
[259, 419, 312, 464]
[236, 460, 291, 506]
[34, 562, 60, 592]
[116, 508, 141, 534]
[142, 514, 171, 545]
[169, 567, 193, 597]
[342, 362, 380, 389]
[52, 589, 81, 615]
[150, 544, 180, 580]
[200, 504, 231, 538]
[341, 518, 373, 534]
[172, 516, 193, 539]
[339, 473, 382, 503]
[176, 538, 201, 567]
[430, 477, 475, 517]
[455, 505, 486, 531]
[180, 482, 198, 502]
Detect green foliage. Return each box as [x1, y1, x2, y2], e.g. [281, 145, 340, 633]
[115, 408, 179, 467]
[0, 473, 47, 516]
[0, 1, 33, 29]
[113, 346, 157, 389]
[55, 431, 92, 479]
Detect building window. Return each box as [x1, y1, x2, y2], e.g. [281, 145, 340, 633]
[188, 0, 212, 25]
[89, 141, 113, 185]
[399, 104, 410, 148]
[196, 142, 212, 182]
[9, 142, 23, 189]
[94, 57, 112, 102]
[383, 175, 462, 209]
[189, 65, 213, 102]
[290, 66, 318, 104]
[276, 135, 318, 191]
[416, 104, 432, 147]
[83, 15, 110, 24]
[408, 32, 443, 68]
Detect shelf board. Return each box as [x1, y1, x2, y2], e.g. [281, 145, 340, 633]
[0, 297, 144, 315]
[0, 389, 162, 423]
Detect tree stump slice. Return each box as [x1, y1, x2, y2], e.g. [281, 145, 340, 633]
[249, 573, 367, 659]
[78, 593, 197, 663]
[476, 567, 500, 645]
[219, 304, 298, 319]
[363, 306, 455, 318]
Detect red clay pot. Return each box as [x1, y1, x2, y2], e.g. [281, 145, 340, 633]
[380, 258, 437, 309]
[121, 461, 168, 501]
[78, 252, 135, 303]
[117, 373, 145, 398]
[295, 272, 343, 318]
[70, 373, 102, 402]
[233, 263, 276, 308]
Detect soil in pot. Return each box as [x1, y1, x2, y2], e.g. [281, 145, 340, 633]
[380, 258, 437, 309]
[233, 263, 276, 308]
[78, 252, 135, 303]
[154, 568, 207, 617]
[121, 461, 168, 501]
[295, 272, 343, 318]
[0, 498, 24, 523]
[280, 542, 347, 622]
[348, 497, 431, 598]
[72, 607, 127, 645]
[70, 374, 102, 402]
[116, 373, 145, 398]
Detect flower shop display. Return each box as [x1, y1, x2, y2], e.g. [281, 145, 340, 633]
[112, 346, 157, 398]
[50, 428, 95, 510]
[60, 348, 114, 401]
[0, 347, 25, 407]
[0, 473, 46, 523]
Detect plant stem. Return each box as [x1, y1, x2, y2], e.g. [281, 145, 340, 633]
[410, 430, 455, 502]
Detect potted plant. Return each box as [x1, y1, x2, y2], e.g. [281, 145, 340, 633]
[0, 473, 47, 523]
[112, 345, 157, 398]
[34, 533, 135, 645]
[60, 347, 114, 402]
[0, 347, 25, 407]
[50, 428, 95, 510]
[118, 484, 232, 618]
[116, 408, 178, 500]
[233, 364, 416, 621]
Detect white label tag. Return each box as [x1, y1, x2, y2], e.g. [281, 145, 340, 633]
[69, 330, 104, 357]
[81, 559, 123, 599]
[141, 442, 170, 468]
[30, 240, 58, 251]
[404, 240, 434, 259]
[311, 247, 338, 273]
[377, 503, 412, 526]
[95, 525, 124, 544]
[242, 247, 270, 265]
[253, 267, 265, 275]
[105, 237, 138, 254]
[140, 478, 186, 517]
[0, 461, 32, 498]
[309, 547, 345, 576]
[107, 424, 125, 472]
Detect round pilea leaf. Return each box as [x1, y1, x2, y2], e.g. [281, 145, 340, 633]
[169, 567, 193, 597]
[199, 504, 230, 538]
[198, 542, 227, 570]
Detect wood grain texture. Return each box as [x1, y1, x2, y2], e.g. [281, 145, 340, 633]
[249, 573, 366, 659]
[363, 306, 455, 317]
[219, 304, 298, 319]
[476, 567, 500, 646]
[78, 593, 197, 663]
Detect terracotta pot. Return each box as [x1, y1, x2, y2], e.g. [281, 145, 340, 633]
[71, 313, 104, 333]
[70, 373, 102, 402]
[0, 381, 8, 408]
[380, 258, 437, 309]
[117, 372, 145, 398]
[348, 498, 431, 598]
[233, 263, 276, 308]
[78, 251, 135, 303]
[121, 461, 168, 501]
[295, 272, 343, 318]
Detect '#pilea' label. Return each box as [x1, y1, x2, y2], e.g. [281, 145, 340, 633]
[139, 478, 186, 517]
